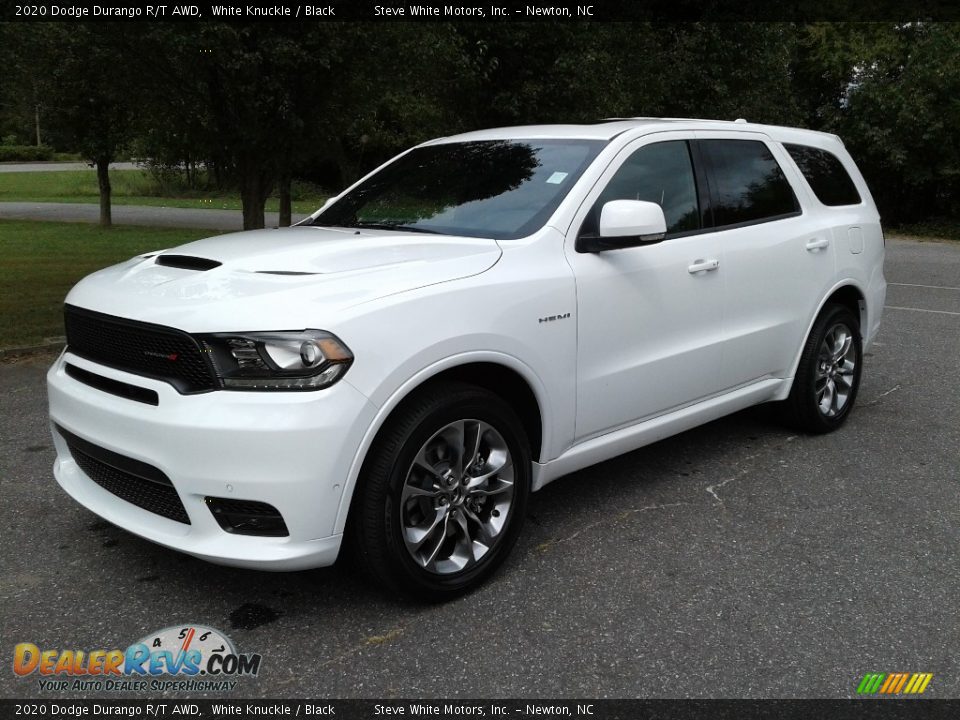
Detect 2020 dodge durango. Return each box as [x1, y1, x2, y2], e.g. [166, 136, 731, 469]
[48, 119, 886, 598]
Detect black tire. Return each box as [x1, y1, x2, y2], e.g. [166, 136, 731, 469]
[348, 381, 531, 600]
[784, 303, 863, 434]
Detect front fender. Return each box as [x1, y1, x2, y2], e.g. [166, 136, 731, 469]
[334, 350, 554, 534]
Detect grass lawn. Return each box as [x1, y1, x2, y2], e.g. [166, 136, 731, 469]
[0, 169, 326, 215]
[0, 220, 219, 349]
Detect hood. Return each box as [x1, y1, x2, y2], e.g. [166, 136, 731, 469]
[65, 226, 501, 332]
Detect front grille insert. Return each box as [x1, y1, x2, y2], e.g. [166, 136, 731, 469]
[56, 425, 190, 524]
[65, 363, 160, 406]
[63, 305, 217, 394]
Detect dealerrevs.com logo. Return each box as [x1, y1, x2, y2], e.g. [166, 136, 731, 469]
[13, 625, 262, 693]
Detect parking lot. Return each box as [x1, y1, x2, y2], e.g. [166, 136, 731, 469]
[2, 237, 958, 700]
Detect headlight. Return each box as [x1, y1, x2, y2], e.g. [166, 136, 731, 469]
[199, 330, 353, 391]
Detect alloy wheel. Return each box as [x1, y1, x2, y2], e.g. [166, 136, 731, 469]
[399, 419, 515, 575]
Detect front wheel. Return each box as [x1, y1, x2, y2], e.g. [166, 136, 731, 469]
[784, 303, 863, 433]
[349, 382, 531, 600]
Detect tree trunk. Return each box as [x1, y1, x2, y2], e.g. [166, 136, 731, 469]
[239, 166, 271, 230]
[278, 172, 292, 227]
[333, 140, 360, 187]
[35, 104, 42, 146]
[96, 157, 112, 228]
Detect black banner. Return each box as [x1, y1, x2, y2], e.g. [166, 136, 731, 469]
[2, 699, 960, 720]
[3, 0, 960, 22]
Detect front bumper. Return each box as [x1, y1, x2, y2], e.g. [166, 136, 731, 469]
[47, 351, 377, 570]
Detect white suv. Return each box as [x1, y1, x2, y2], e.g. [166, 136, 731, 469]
[48, 119, 886, 598]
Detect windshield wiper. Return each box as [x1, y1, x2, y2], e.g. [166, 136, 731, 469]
[351, 222, 442, 235]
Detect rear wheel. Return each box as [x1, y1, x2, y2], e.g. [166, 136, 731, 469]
[349, 382, 530, 600]
[784, 303, 863, 433]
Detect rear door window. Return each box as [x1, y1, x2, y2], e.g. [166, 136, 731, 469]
[698, 139, 800, 228]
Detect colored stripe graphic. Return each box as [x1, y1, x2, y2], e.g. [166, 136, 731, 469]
[856, 674, 875, 694]
[879, 674, 897, 693]
[856, 673, 885, 694]
[892, 674, 905, 693]
[856, 672, 932, 695]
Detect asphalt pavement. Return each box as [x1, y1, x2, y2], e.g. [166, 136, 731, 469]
[1, 238, 958, 700]
[0, 201, 308, 231]
[0, 161, 141, 173]
[0, 161, 309, 229]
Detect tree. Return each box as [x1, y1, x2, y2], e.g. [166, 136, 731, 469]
[35, 24, 138, 227]
[130, 23, 473, 229]
[0, 24, 49, 147]
[793, 23, 960, 225]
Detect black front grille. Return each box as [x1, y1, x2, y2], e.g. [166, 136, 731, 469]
[64, 305, 217, 393]
[57, 425, 190, 524]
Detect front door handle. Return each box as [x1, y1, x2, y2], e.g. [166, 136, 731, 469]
[688, 259, 719, 274]
[805, 237, 830, 251]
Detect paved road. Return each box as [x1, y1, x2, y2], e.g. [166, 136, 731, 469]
[0, 201, 309, 231]
[1, 239, 958, 700]
[0, 161, 141, 173]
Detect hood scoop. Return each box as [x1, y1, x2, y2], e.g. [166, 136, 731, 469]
[155, 255, 222, 271]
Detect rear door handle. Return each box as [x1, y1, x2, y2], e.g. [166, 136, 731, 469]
[688, 259, 719, 274]
[805, 237, 830, 251]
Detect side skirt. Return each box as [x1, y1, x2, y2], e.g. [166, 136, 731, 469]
[531, 378, 786, 491]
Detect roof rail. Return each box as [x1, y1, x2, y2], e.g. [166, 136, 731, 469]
[598, 117, 748, 124]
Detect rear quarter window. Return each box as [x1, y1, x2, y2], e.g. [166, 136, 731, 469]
[784, 143, 862, 207]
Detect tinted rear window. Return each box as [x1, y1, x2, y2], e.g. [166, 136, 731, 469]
[699, 139, 800, 227]
[785, 143, 862, 206]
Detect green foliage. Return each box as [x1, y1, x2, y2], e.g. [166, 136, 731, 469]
[794, 23, 960, 224]
[444, 24, 802, 128]
[24, 25, 138, 166]
[0, 145, 54, 162]
[2, 22, 957, 228]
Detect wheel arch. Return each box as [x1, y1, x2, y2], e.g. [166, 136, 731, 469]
[776, 281, 867, 401]
[825, 284, 867, 332]
[333, 353, 547, 535]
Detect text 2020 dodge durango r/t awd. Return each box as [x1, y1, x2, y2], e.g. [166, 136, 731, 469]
[48, 119, 885, 598]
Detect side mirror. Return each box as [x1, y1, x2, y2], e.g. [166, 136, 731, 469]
[577, 200, 667, 253]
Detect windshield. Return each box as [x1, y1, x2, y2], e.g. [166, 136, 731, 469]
[311, 139, 605, 240]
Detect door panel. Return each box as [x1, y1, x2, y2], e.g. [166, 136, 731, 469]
[570, 237, 725, 439]
[693, 131, 835, 388]
[565, 135, 724, 441]
[712, 216, 831, 388]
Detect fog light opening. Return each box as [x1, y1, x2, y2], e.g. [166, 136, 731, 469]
[205, 497, 289, 537]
